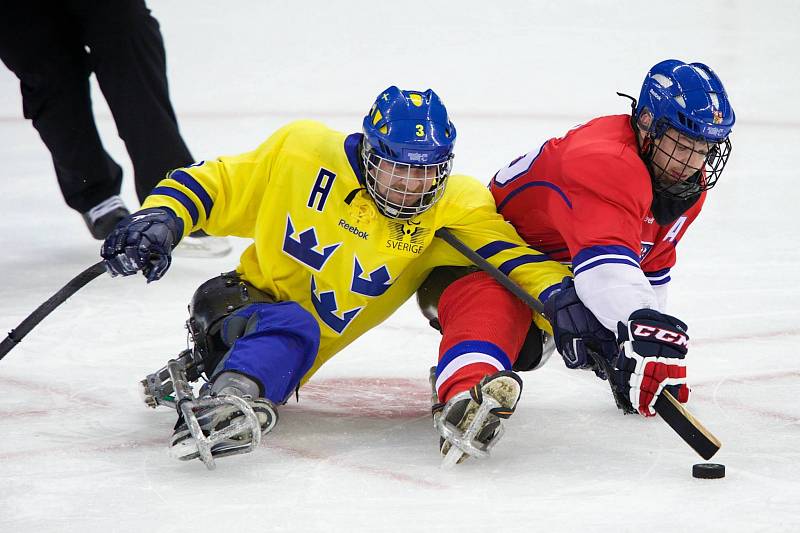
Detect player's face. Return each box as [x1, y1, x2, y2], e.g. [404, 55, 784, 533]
[373, 159, 436, 206]
[650, 128, 711, 186]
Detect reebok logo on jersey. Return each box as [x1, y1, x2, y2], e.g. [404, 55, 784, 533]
[338, 219, 368, 240]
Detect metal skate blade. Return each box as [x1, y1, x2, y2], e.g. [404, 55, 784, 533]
[437, 395, 501, 464]
[175, 394, 262, 470]
[171, 439, 256, 462]
[440, 446, 465, 469]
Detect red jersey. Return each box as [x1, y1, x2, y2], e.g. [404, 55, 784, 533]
[489, 115, 704, 329]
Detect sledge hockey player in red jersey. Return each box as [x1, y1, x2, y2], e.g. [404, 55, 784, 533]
[420, 60, 735, 439]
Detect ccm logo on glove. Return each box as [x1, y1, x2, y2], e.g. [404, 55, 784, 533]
[631, 325, 688, 347]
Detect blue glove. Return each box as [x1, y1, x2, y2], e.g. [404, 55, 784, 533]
[101, 207, 184, 282]
[543, 277, 618, 377]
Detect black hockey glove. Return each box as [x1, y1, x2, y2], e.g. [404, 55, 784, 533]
[613, 308, 690, 417]
[101, 207, 184, 282]
[543, 277, 618, 377]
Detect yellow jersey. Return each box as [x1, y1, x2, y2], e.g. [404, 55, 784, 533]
[143, 120, 570, 383]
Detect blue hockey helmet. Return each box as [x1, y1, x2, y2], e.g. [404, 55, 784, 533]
[361, 86, 456, 219]
[635, 60, 735, 200]
[637, 60, 734, 142]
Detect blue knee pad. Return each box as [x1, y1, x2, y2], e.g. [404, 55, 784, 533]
[215, 301, 321, 404]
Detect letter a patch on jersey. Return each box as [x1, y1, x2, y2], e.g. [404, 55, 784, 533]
[663, 216, 688, 243]
[307, 168, 336, 212]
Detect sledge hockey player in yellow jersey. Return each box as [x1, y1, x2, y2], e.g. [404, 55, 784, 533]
[101, 87, 573, 466]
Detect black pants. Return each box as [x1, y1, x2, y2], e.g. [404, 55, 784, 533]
[0, 0, 192, 213]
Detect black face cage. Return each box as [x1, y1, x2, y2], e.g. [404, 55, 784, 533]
[645, 124, 733, 201]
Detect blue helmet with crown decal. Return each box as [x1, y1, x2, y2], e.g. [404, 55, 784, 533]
[361, 87, 456, 220]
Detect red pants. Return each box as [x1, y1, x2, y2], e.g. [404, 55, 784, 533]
[435, 271, 531, 402]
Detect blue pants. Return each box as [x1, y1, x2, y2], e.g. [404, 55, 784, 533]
[214, 301, 321, 404]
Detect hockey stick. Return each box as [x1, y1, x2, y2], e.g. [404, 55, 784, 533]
[0, 261, 107, 360]
[434, 227, 721, 460]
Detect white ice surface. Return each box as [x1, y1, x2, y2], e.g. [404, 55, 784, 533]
[1, 1, 799, 532]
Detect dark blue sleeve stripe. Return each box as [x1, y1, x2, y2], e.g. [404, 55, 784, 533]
[573, 245, 640, 268]
[538, 282, 561, 304]
[475, 240, 520, 259]
[498, 254, 551, 276]
[496, 180, 572, 213]
[645, 267, 671, 278]
[169, 170, 213, 219]
[151, 186, 199, 226]
[573, 257, 640, 276]
[649, 276, 671, 286]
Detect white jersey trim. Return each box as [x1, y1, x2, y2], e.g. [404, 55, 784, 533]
[574, 262, 660, 332]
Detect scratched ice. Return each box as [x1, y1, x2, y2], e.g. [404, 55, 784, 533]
[1, 2, 799, 532]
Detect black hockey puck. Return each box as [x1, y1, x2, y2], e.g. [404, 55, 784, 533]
[692, 463, 725, 479]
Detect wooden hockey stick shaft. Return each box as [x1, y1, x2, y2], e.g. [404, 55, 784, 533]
[0, 261, 107, 361]
[434, 227, 721, 459]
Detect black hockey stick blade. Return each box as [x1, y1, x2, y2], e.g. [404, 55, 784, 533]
[0, 261, 107, 360]
[434, 227, 722, 460]
[654, 390, 721, 460]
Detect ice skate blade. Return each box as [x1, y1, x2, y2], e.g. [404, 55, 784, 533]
[436, 374, 521, 466]
[440, 446, 465, 469]
[171, 438, 256, 462]
[437, 395, 501, 462]
[173, 394, 263, 470]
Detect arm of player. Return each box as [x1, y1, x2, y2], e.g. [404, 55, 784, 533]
[569, 257, 691, 414]
[140, 121, 311, 239]
[101, 121, 305, 280]
[645, 269, 670, 311]
[572, 249, 660, 332]
[541, 260, 691, 415]
[549, 150, 689, 413]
